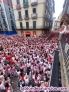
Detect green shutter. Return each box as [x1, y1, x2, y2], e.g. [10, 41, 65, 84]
[26, 22, 29, 28]
[25, 10, 28, 15]
[18, 11, 21, 18]
[33, 21, 36, 28]
[20, 22, 23, 29]
[23, 0, 28, 6]
[17, 0, 20, 4]
[23, 0, 28, 3]
[33, 8, 36, 13]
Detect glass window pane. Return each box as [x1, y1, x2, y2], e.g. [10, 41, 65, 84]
[17, 0, 20, 4]
[33, 8, 36, 13]
[33, 21, 36, 28]
[20, 22, 23, 29]
[18, 11, 21, 18]
[26, 22, 29, 28]
[25, 10, 28, 15]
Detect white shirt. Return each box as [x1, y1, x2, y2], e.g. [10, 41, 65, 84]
[0, 82, 5, 89]
[24, 78, 29, 85]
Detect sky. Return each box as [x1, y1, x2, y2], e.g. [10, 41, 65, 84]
[54, 0, 65, 18]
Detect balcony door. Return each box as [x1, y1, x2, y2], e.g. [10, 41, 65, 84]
[26, 22, 29, 29]
[25, 10, 28, 18]
[16, 0, 20, 4]
[23, 0, 28, 3]
[20, 22, 23, 29]
[25, 10, 28, 15]
[18, 11, 21, 18]
[23, 0, 28, 6]
[33, 8, 36, 13]
[33, 21, 36, 28]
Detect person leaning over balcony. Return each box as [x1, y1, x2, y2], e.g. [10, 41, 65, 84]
[59, 22, 67, 40]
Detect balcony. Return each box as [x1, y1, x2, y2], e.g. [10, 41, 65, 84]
[24, 15, 29, 20]
[18, 16, 23, 21]
[31, 0, 38, 6]
[16, 26, 51, 30]
[23, 2, 29, 8]
[16, 4, 21, 10]
[31, 13, 37, 19]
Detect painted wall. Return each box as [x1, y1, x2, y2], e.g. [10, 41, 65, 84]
[12, 0, 46, 28]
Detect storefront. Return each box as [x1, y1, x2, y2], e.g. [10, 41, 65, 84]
[26, 32, 31, 37]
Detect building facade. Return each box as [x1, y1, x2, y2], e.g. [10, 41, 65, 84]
[60, 0, 69, 25]
[52, 13, 62, 30]
[0, 0, 16, 33]
[12, 0, 55, 36]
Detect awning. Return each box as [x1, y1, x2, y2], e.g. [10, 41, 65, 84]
[26, 32, 30, 35]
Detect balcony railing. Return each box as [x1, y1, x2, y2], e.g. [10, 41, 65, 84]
[16, 26, 51, 29]
[18, 16, 23, 21]
[23, 2, 29, 8]
[16, 4, 21, 10]
[31, 0, 38, 6]
[31, 13, 37, 19]
[24, 15, 29, 20]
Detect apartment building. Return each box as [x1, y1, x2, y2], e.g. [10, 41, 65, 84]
[0, 0, 16, 34]
[12, 0, 55, 36]
[60, 0, 69, 25]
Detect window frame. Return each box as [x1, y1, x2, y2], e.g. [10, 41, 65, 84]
[26, 22, 29, 29]
[33, 21, 36, 28]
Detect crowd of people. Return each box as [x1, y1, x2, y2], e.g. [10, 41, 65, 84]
[0, 33, 58, 92]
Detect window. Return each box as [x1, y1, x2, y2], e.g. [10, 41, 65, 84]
[33, 8, 36, 13]
[10, 14, 12, 19]
[11, 20, 13, 24]
[20, 22, 23, 29]
[12, 26, 15, 30]
[23, 0, 28, 6]
[1, 11, 3, 14]
[18, 11, 21, 18]
[25, 10, 28, 18]
[16, 0, 20, 4]
[33, 21, 36, 28]
[23, 0, 28, 3]
[25, 10, 28, 15]
[9, 7, 10, 10]
[26, 22, 29, 28]
[3, 19, 6, 24]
